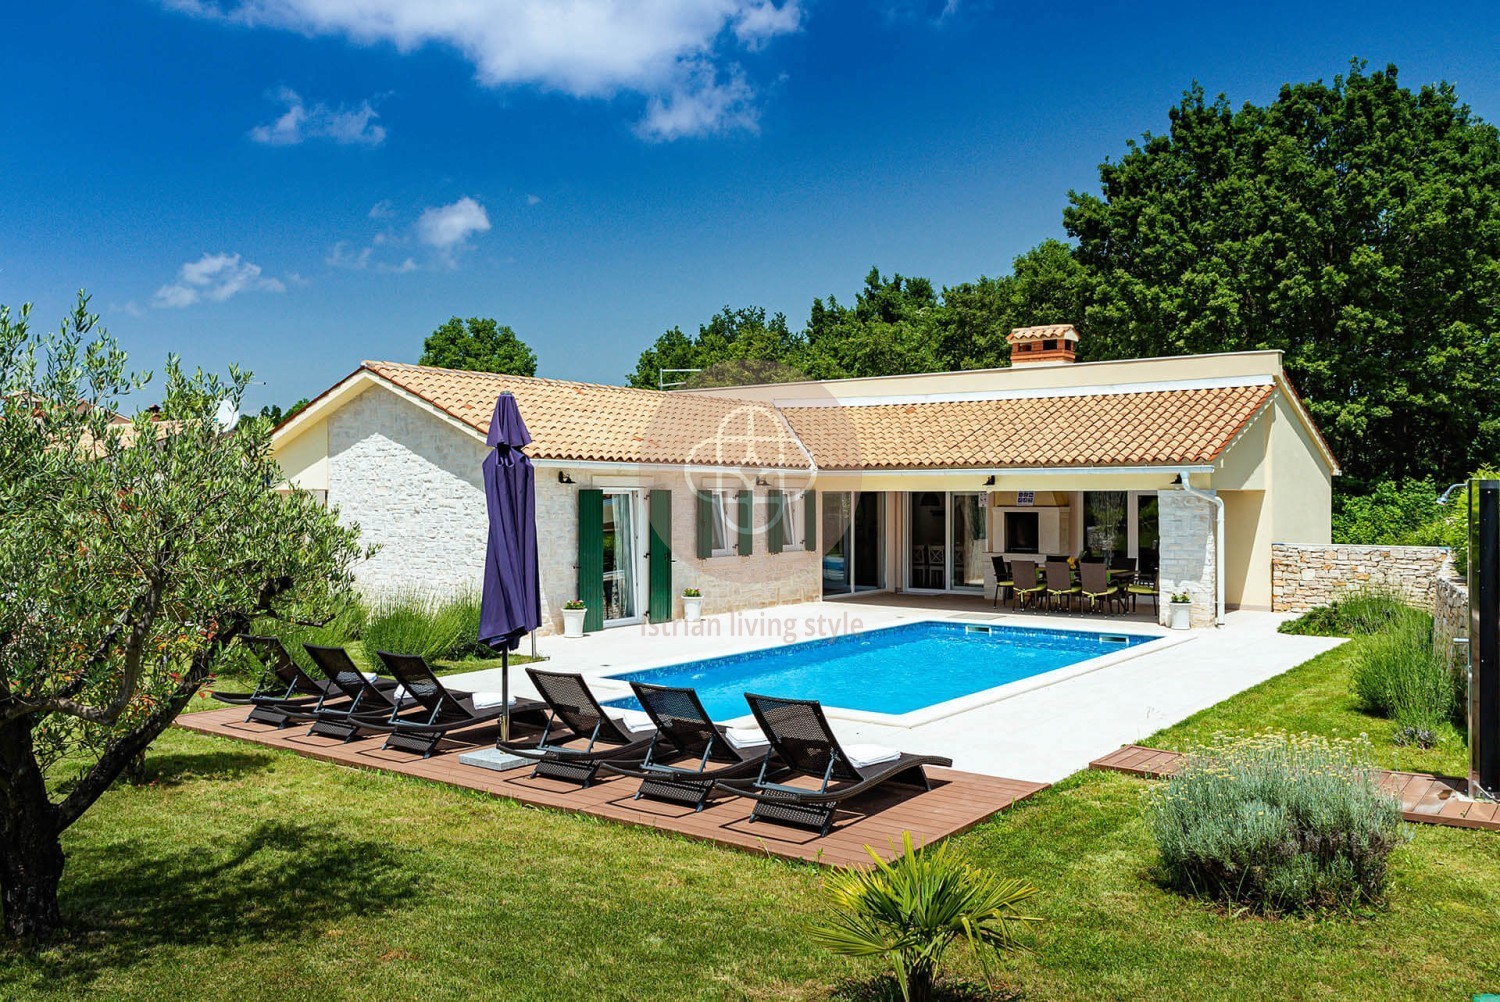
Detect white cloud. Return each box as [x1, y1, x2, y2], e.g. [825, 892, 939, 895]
[368, 199, 394, 218]
[327, 198, 491, 272]
[416, 197, 491, 251]
[249, 86, 386, 146]
[166, 0, 801, 138]
[525, 194, 541, 206]
[153, 252, 286, 308]
[637, 62, 757, 141]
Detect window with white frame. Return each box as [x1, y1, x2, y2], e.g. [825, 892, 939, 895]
[707, 489, 737, 557]
[783, 491, 807, 551]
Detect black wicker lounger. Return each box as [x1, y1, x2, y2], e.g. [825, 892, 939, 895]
[713, 694, 953, 836]
[598, 682, 773, 811]
[213, 635, 338, 727]
[496, 669, 655, 787]
[372, 651, 549, 758]
[274, 644, 413, 742]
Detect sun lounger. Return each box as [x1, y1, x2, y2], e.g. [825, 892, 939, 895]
[496, 669, 655, 787]
[213, 635, 340, 727]
[714, 693, 952, 836]
[273, 644, 411, 742]
[599, 682, 773, 811]
[372, 651, 548, 758]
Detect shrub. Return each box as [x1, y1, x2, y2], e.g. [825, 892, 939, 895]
[246, 591, 370, 673]
[362, 591, 490, 663]
[1149, 732, 1407, 914]
[809, 833, 1039, 1002]
[1277, 588, 1428, 637]
[1351, 615, 1459, 741]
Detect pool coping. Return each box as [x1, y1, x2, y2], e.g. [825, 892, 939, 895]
[592, 616, 1197, 731]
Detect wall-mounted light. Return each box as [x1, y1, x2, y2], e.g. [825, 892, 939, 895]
[754, 476, 769, 487]
[983, 475, 996, 487]
[558, 471, 574, 484]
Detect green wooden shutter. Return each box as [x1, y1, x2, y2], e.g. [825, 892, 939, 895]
[577, 489, 604, 633]
[648, 490, 673, 624]
[737, 490, 753, 557]
[804, 489, 817, 552]
[767, 489, 784, 554]
[695, 490, 713, 559]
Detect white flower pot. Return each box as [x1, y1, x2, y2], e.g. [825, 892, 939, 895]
[682, 596, 702, 622]
[562, 607, 587, 638]
[1168, 602, 1192, 631]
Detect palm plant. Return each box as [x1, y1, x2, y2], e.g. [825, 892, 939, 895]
[809, 833, 1040, 1002]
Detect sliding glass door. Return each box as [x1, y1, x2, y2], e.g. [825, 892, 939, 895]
[906, 491, 989, 592]
[822, 491, 885, 596]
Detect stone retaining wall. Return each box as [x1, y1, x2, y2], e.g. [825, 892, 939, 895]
[1271, 543, 1454, 613]
[1434, 575, 1469, 670]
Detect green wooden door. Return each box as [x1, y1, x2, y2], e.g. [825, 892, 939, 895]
[648, 490, 673, 624]
[577, 488, 604, 633]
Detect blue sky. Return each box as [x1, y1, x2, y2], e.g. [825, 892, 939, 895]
[4, 1, 1499, 411]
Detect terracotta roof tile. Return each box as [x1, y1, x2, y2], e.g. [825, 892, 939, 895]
[361, 361, 1273, 472]
[1007, 324, 1079, 343]
[363, 362, 811, 469]
[780, 384, 1274, 470]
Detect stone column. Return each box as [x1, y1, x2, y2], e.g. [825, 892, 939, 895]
[1156, 489, 1218, 628]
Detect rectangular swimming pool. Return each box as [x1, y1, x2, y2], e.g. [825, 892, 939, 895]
[603, 621, 1157, 720]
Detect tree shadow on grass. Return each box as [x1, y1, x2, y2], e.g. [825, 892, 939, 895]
[10, 819, 417, 990]
[135, 748, 280, 788]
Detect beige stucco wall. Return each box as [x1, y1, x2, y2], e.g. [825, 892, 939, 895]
[275, 416, 330, 491]
[1220, 489, 1270, 609]
[1268, 392, 1334, 544]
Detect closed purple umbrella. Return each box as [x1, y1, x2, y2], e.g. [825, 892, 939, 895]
[479, 391, 540, 741]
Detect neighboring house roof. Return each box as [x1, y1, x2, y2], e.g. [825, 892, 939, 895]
[360, 361, 812, 470]
[780, 384, 1275, 470]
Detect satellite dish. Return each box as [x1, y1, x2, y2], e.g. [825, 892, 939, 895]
[214, 399, 239, 431]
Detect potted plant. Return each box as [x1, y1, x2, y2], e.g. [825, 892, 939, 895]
[1168, 591, 1192, 630]
[561, 599, 587, 638]
[682, 587, 703, 623]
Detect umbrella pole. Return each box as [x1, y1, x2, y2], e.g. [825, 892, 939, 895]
[501, 647, 510, 744]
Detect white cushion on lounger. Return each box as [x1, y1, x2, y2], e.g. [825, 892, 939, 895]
[469, 691, 512, 709]
[843, 744, 901, 769]
[363, 672, 378, 683]
[391, 685, 408, 701]
[611, 709, 656, 734]
[724, 726, 768, 750]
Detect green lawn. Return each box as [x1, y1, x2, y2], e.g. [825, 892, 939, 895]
[5, 642, 1500, 1000]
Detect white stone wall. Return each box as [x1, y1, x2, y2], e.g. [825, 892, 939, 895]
[1157, 489, 1219, 628]
[534, 471, 823, 634]
[1270, 543, 1454, 613]
[328, 387, 490, 600]
[325, 386, 822, 635]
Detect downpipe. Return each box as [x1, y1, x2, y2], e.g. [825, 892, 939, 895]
[1178, 470, 1226, 627]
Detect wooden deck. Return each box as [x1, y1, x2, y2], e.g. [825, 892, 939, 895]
[1090, 745, 1500, 832]
[176, 706, 1047, 868]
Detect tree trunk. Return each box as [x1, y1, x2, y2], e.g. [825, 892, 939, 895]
[0, 718, 65, 942]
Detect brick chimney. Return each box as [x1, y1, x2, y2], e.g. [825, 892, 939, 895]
[1007, 324, 1080, 366]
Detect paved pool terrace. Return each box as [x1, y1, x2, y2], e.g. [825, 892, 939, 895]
[448, 599, 1345, 784]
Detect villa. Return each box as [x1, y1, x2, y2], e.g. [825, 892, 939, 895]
[272, 325, 1338, 634]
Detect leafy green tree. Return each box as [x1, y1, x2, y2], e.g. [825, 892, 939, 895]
[625, 306, 805, 388]
[420, 316, 538, 376]
[1065, 61, 1500, 487]
[0, 294, 362, 941]
[802, 268, 946, 378]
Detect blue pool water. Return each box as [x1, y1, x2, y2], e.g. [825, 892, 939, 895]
[603, 621, 1156, 720]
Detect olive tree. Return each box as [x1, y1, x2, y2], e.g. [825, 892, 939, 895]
[0, 295, 363, 941]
